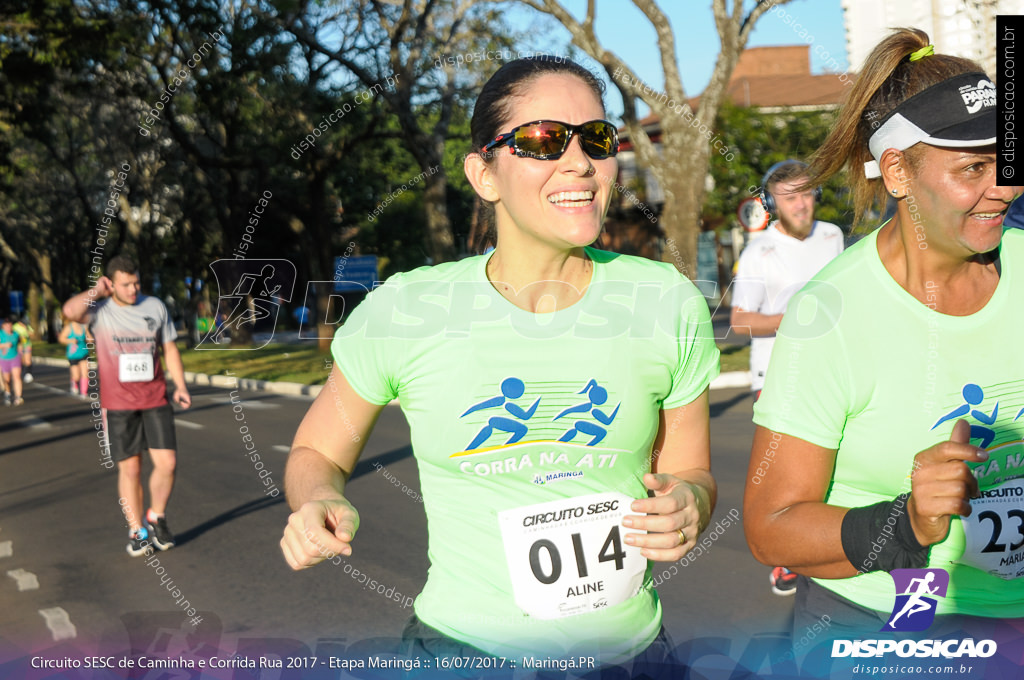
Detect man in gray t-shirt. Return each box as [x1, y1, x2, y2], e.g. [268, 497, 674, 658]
[64, 255, 191, 557]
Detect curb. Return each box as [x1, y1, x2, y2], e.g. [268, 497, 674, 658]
[709, 371, 752, 390]
[36, 357, 83, 368]
[35, 357, 751, 396]
[184, 371, 322, 398]
[35, 356, 322, 397]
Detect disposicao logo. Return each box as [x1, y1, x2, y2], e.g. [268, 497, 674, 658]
[831, 568, 998, 659]
[196, 259, 296, 351]
[882, 568, 948, 632]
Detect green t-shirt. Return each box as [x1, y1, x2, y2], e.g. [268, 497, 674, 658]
[754, 226, 1024, 617]
[332, 246, 719, 662]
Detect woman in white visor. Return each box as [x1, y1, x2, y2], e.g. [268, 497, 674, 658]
[744, 26, 1023, 650]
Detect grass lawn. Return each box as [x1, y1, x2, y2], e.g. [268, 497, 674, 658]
[35, 341, 750, 385]
[34, 340, 333, 385]
[718, 344, 750, 373]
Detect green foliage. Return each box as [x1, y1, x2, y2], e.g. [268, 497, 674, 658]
[706, 101, 854, 231]
[0, 0, 523, 330]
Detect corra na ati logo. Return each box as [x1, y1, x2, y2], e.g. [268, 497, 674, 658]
[882, 568, 948, 632]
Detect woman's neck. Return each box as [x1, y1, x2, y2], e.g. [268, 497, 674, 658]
[877, 214, 1000, 316]
[486, 244, 593, 313]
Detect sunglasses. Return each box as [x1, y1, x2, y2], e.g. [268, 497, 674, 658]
[481, 119, 619, 160]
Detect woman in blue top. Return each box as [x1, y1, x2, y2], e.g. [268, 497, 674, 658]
[0, 316, 24, 406]
[59, 314, 92, 395]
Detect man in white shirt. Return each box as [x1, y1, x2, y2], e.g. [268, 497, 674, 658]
[730, 160, 844, 595]
[732, 160, 844, 395]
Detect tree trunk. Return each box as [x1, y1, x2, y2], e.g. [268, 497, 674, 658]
[655, 139, 706, 276]
[27, 280, 41, 335]
[422, 167, 455, 263]
[39, 253, 54, 341]
[659, 186, 697, 278]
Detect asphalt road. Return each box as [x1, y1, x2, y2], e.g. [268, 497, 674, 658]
[0, 363, 793, 676]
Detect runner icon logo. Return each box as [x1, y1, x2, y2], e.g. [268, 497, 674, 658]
[196, 259, 297, 351]
[881, 568, 949, 632]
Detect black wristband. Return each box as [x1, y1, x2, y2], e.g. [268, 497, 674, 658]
[840, 493, 929, 574]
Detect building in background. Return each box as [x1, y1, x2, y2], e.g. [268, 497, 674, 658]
[612, 45, 848, 300]
[617, 45, 848, 210]
[841, 0, 1022, 77]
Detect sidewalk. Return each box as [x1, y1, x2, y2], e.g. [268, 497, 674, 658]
[33, 356, 322, 397]
[35, 355, 751, 398]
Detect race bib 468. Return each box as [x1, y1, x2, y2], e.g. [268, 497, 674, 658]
[118, 353, 154, 383]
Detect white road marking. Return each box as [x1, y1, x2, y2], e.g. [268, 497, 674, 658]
[0, 540, 11, 558]
[39, 607, 77, 641]
[30, 382, 90, 400]
[210, 397, 280, 410]
[15, 416, 51, 431]
[6, 568, 39, 591]
[175, 420, 204, 430]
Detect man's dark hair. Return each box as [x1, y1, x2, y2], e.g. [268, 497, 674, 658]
[766, 161, 810, 195]
[106, 255, 138, 279]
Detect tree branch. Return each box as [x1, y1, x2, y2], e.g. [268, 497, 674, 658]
[630, 0, 683, 104]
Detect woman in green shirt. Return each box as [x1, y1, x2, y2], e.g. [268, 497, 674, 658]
[746, 28, 1023, 640]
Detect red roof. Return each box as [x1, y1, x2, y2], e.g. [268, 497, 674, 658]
[710, 72, 849, 109]
[621, 46, 850, 136]
[732, 45, 810, 78]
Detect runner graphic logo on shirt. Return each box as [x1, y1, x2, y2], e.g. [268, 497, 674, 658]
[459, 378, 621, 452]
[932, 383, 999, 448]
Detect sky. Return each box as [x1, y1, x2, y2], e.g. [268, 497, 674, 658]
[510, 0, 849, 118]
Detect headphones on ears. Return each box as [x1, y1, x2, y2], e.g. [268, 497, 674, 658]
[758, 160, 822, 218]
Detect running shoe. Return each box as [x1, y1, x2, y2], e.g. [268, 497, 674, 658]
[13, 397, 23, 406]
[145, 516, 176, 551]
[127, 528, 153, 557]
[2, 393, 9, 406]
[22, 372, 33, 384]
[770, 566, 798, 596]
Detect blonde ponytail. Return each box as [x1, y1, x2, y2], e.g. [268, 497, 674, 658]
[805, 28, 984, 226]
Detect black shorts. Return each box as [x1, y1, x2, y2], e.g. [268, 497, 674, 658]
[68, 356, 88, 366]
[794, 575, 1012, 642]
[104, 404, 177, 461]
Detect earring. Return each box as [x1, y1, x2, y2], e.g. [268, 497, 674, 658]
[891, 188, 898, 196]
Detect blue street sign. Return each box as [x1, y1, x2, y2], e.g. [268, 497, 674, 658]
[333, 255, 378, 293]
[9, 291, 24, 315]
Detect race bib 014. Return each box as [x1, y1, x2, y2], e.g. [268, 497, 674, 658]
[498, 491, 646, 620]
